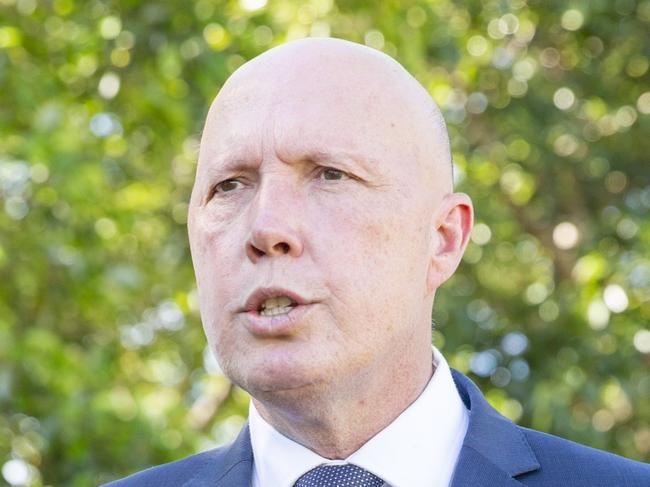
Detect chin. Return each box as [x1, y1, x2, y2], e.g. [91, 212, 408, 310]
[233, 356, 328, 399]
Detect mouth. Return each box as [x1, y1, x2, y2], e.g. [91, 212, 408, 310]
[240, 287, 315, 336]
[242, 287, 311, 314]
[257, 295, 299, 317]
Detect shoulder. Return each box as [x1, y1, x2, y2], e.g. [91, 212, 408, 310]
[517, 426, 650, 486]
[102, 422, 253, 486]
[101, 447, 229, 487]
[450, 369, 648, 486]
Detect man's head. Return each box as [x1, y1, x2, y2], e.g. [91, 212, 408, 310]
[187, 38, 473, 408]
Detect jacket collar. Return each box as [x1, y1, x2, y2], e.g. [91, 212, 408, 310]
[184, 370, 540, 487]
[450, 369, 540, 486]
[184, 424, 254, 487]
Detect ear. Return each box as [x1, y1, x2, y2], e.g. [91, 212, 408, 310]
[426, 192, 474, 294]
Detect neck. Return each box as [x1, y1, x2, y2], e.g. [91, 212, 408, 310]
[252, 348, 434, 459]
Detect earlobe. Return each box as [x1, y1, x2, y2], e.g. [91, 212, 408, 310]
[426, 193, 474, 294]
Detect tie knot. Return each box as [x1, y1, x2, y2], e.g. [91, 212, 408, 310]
[294, 464, 384, 487]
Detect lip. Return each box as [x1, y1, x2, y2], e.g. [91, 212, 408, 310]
[241, 302, 315, 337]
[238, 286, 317, 338]
[241, 287, 311, 313]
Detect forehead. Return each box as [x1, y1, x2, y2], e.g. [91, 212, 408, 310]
[200, 76, 417, 173]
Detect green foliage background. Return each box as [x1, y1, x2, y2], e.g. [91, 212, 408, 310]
[1, 0, 649, 485]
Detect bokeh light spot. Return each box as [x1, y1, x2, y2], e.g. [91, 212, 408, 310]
[616, 218, 638, 239]
[637, 92, 650, 114]
[592, 409, 615, 432]
[626, 55, 649, 78]
[539, 300, 560, 322]
[540, 47, 560, 68]
[470, 350, 499, 377]
[95, 217, 117, 239]
[509, 358, 530, 381]
[552, 221, 579, 249]
[470, 223, 492, 245]
[553, 134, 579, 157]
[501, 332, 529, 356]
[633, 330, 650, 354]
[525, 282, 548, 305]
[406, 6, 427, 28]
[466, 92, 488, 114]
[561, 9, 584, 31]
[364, 30, 385, 50]
[98, 71, 120, 99]
[89, 112, 122, 138]
[0, 26, 22, 48]
[467, 35, 488, 57]
[499, 14, 519, 35]
[203, 23, 230, 50]
[2, 459, 31, 486]
[487, 19, 505, 39]
[587, 299, 610, 330]
[240, 0, 267, 11]
[615, 106, 637, 129]
[605, 171, 627, 193]
[553, 87, 575, 110]
[603, 284, 629, 313]
[513, 58, 536, 81]
[99, 16, 122, 40]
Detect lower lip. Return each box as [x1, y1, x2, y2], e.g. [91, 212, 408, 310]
[242, 304, 314, 337]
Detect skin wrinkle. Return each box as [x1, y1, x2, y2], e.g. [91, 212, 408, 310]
[188, 38, 473, 459]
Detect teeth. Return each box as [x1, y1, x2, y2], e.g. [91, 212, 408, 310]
[260, 306, 294, 317]
[259, 296, 296, 316]
[260, 296, 294, 309]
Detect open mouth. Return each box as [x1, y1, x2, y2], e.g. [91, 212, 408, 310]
[258, 296, 298, 317]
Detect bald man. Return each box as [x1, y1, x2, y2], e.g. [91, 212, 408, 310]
[106, 39, 649, 486]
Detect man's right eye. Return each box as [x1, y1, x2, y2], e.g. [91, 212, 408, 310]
[213, 179, 243, 194]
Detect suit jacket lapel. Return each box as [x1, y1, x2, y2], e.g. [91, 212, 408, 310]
[184, 424, 254, 487]
[451, 446, 527, 486]
[450, 370, 540, 487]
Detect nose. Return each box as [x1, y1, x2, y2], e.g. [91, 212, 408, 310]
[245, 177, 304, 262]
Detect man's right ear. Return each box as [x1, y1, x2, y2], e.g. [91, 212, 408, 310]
[425, 192, 474, 295]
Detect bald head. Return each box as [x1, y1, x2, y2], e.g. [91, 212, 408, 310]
[201, 37, 453, 195]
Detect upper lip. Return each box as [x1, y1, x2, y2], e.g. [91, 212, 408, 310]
[241, 287, 311, 313]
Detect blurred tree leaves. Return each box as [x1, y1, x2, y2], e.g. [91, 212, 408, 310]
[0, 0, 649, 484]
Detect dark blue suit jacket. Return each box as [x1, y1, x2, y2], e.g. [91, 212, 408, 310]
[105, 370, 649, 486]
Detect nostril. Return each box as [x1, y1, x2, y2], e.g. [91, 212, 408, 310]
[246, 229, 301, 261]
[275, 242, 290, 254]
[251, 246, 265, 258]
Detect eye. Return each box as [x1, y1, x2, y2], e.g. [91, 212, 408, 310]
[213, 179, 243, 195]
[319, 167, 349, 181]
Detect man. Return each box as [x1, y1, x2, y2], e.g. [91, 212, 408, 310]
[107, 38, 649, 486]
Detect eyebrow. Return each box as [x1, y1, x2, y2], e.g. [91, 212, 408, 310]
[201, 155, 259, 179]
[298, 149, 375, 177]
[205, 149, 376, 178]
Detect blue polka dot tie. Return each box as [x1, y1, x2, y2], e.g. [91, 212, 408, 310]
[293, 464, 385, 486]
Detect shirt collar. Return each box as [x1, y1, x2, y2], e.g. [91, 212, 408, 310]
[249, 402, 327, 487]
[249, 346, 469, 487]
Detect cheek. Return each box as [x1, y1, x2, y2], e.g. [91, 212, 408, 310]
[191, 208, 239, 270]
[315, 197, 425, 306]
[354, 201, 423, 267]
[190, 211, 243, 323]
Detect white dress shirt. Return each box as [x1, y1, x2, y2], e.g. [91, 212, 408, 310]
[249, 346, 469, 487]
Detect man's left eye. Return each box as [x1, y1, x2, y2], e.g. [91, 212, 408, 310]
[212, 179, 243, 196]
[320, 168, 349, 181]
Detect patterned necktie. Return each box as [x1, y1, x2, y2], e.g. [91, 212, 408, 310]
[293, 464, 385, 487]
